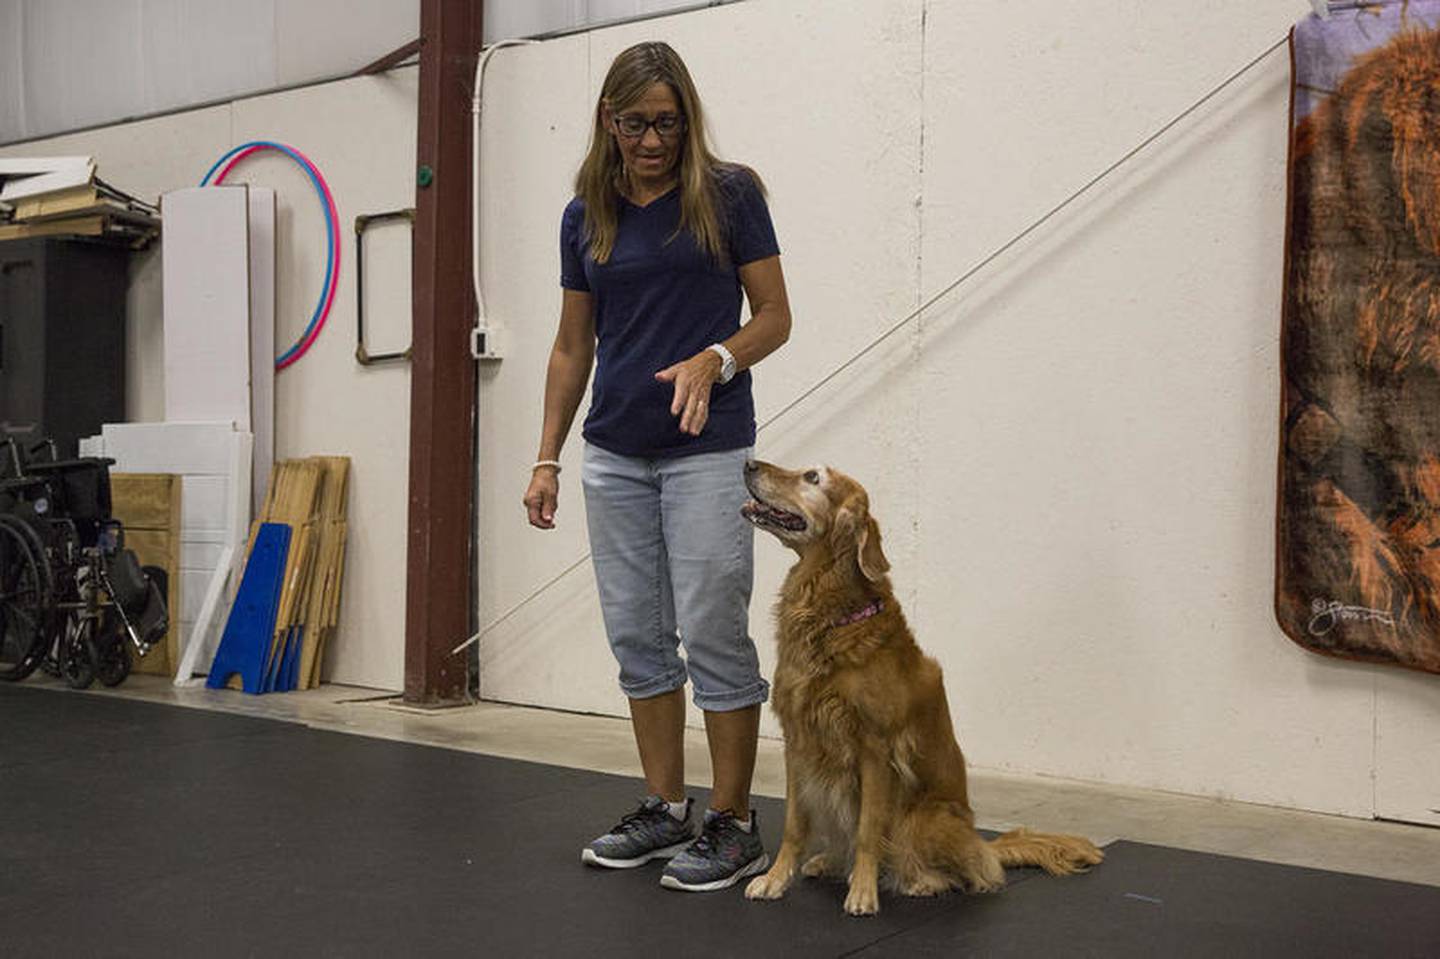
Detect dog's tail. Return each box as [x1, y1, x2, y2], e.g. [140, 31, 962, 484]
[889, 803, 1104, 894]
[986, 827, 1105, 876]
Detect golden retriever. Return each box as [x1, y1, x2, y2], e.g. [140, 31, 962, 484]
[739, 459, 1103, 916]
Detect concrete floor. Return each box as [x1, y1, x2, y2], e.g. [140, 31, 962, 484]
[34, 673, 1440, 889]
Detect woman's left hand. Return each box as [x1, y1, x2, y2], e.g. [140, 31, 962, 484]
[655, 350, 723, 436]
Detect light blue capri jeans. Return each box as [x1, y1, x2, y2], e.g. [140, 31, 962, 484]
[581, 442, 768, 712]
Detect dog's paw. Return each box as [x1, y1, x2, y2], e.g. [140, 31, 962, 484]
[745, 868, 793, 901]
[898, 872, 951, 897]
[963, 874, 1005, 895]
[800, 853, 832, 878]
[843, 881, 880, 916]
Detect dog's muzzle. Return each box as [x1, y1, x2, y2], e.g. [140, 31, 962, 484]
[741, 497, 806, 532]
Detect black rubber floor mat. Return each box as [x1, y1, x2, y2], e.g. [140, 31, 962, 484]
[2, 685, 1435, 958]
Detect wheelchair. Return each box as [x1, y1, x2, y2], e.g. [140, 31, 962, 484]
[0, 437, 169, 688]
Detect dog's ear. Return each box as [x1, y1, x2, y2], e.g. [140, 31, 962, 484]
[835, 496, 889, 582]
[856, 514, 889, 582]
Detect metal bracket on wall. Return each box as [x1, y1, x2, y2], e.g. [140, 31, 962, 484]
[355, 208, 415, 365]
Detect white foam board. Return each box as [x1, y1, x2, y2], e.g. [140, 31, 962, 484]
[162, 185, 252, 430]
[248, 186, 276, 518]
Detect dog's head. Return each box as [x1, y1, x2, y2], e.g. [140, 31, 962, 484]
[741, 459, 890, 581]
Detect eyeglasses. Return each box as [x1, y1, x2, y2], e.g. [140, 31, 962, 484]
[613, 113, 686, 139]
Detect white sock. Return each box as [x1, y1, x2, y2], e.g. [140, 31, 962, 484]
[666, 799, 689, 821]
[711, 809, 752, 832]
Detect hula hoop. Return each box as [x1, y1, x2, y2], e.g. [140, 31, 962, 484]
[200, 141, 339, 371]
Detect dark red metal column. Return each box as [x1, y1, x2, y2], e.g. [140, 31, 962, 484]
[405, 0, 482, 706]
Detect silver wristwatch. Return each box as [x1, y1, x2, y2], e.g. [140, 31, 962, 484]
[707, 343, 737, 384]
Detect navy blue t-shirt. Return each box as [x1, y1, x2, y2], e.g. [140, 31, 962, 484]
[560, 166, 780, 459]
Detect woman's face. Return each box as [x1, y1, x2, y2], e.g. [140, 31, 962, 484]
[606, 82, 684, 187]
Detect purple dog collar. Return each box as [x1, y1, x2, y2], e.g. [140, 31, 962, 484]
[833, 599, 884, 628]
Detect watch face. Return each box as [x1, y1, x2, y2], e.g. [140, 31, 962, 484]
[710, 345, 735, 382]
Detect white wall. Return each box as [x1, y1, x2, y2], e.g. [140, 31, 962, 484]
[0, 68, 418, 691]
[473, 0, 1440, 824]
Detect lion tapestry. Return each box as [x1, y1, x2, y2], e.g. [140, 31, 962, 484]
[1279, 2, 1440, 674]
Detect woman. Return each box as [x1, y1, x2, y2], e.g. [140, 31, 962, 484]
[522, 40, 791, 893]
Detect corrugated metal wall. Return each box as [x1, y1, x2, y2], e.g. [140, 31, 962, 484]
[0, 0, 736, 145]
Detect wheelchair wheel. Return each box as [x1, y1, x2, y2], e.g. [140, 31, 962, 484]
[95, 618, 132, 687]
[0, 515, 52, 682]
[61, 617, 98, 690]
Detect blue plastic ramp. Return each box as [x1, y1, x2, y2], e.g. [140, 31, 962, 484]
[207, 523, 291, 694]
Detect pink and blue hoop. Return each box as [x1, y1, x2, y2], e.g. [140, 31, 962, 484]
[200, 141, 339, 371]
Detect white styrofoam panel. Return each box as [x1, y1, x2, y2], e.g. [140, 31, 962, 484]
[174, 542, 236, 684]
[230, 68, 419, 690]
[100, 422, 238, 475]
[181, 540, 227, 569]
[249, 187, 277, 519]
[180, 569, 213, 622]
[162, 185, 253, 429]
[179, 476, 229, 532]
[126, 249, 166, 423]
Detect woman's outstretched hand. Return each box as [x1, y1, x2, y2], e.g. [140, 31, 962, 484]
[655, 349, 723, 436]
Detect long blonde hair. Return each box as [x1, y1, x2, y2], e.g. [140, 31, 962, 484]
[574, 41, 761, 264]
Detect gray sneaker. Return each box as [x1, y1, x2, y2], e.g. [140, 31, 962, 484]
[659, 809, 769, 892]
[581, 796, 698, 869]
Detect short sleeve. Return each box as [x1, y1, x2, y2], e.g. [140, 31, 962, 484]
[721, 167, 780, 267]
[560, 198, 591, 291]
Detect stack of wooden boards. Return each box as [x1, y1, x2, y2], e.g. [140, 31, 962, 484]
[206, 456, 350, 693]
[0, 158, 160, 248]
